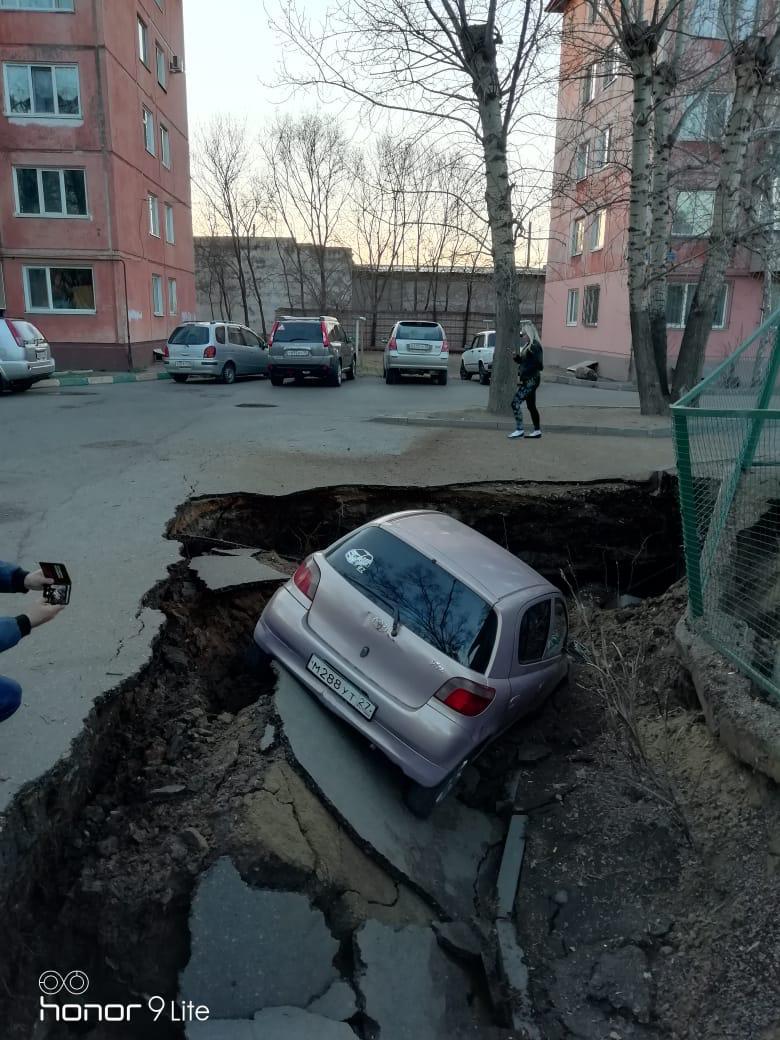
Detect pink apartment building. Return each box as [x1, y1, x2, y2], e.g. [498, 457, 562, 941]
[543, 0, 775, 380]
[0, 0, 196, 369]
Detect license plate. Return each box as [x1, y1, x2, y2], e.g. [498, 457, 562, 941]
[36, 349, 47, 360]
[306, 654, 376, 720]
[173, 360, 189, 367]
[286, 350, 310, 357]
[408, 344, 432, 352]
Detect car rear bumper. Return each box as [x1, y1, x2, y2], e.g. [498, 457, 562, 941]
[268, 357, 336, 377]
[386, 354, 448, 371]
[1, 358, 55, 383]
[164, 359, 220, 376]
[254, 587, 477, 787]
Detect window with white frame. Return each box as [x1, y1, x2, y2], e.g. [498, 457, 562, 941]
[143, 106, 155, 154]
[156, 43, 167, 89]
[602, 50, 618, 89]
[690, 0, 758, 39]
[581, 65, 596, 106]
[679, 93, 729, 140]
[575, 140, 590, 181]
[152, 274, 164, 316]
[672, 190, 716, 236]
[566, 288, 579, 325]
[571, 218, 585, 255]
[148, 194, 160, 236]
[666, 282, 728, 328]
[593, 126, 612, 168]
[138, 17, 149, 66]
[164, 203, 174, 243]
[583, 284, 600, 325]
[24, 266, 95, 312]
[3, 63, 81, 116]
[0, 0, 74, 8]
[168, 277, 177, 314]
[588, 209, 606, 250]
[14, 167, 87, 217]
[160, 124, 171, 167]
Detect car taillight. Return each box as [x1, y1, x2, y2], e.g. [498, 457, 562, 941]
[434, 678, 495, 717]
[162, 344, 170, 358]
[204, 345, 217, 358]
[321, 321, 331, 349]
[293, 557, 321, 601]
[388, 337, 397, 351]
[6, 320, 25, 348]
[441, 339, 449, 353]
[268, 320, 279, 349]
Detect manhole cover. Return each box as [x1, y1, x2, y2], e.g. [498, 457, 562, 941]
[235, 403, 278, 409]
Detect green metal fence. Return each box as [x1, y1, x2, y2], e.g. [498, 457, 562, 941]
[671, 303, 780, 703]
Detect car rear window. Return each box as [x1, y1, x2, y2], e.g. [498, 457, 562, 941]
[396, 323, 443, 342]
[487, 332, 496, 347]
[273, 321, 323, 343]
[169, 325, 210, 346]
[326, 526, 497, 671]
[6, 320, 45, 343]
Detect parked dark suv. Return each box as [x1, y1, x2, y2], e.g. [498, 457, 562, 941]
[267, 316, 357, 387]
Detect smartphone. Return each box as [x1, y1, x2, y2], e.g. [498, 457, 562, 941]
[39, 562, 72, 606]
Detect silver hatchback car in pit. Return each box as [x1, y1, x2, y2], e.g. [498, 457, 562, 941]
[254, 511, 569, 816]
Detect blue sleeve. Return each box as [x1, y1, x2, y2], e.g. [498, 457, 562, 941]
[0, 562, 26, 594]
[0, 616, 22, 654]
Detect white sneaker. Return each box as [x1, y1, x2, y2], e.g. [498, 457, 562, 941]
[507, 429, 525, 439]
[526, 430, 542, 439]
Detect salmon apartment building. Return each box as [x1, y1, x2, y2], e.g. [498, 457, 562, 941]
[0, 0, 196, 369]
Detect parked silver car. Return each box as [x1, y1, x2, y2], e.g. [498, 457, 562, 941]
[163, 322, 268, 384]
[0, 318, 55, 392]
[254, 511, 569, 816]
[461, 330, 495, 384]
[267, 316, 357, 387]
[383, 320, 449, 385]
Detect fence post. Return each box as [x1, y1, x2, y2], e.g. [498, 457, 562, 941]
[672, 409, 704, 619]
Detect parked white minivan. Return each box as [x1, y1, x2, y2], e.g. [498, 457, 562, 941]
[383, 320, 449, 385]
[0, 318, 55, 392]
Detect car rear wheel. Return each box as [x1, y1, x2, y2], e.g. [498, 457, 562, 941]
[385, 368, 397, 385]
[327, 362, 343, 387]
[478, 362, 490, 385]
[171, 374, 188, 384]
[460, 360, 472, 380]
[436, 371, 448, 386]
[403, 756, 471, 819]
[9, 380, 34, 393]
[220, 362, 237, 385]
[345, 353, 357, 380]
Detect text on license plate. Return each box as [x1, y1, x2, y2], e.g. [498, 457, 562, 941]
[36, 349, 47, 359]
[286, 350, 310, 357]
[408, 344, 432, 352]
[306, 655, 376, 720]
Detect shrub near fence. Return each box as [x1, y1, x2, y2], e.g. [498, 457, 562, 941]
[672, 304, 780, 702]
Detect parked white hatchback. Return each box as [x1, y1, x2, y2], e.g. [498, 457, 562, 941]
[461, 330, 495, 384]
[0, 318, 55, 392]
[383, 320, 449, 385]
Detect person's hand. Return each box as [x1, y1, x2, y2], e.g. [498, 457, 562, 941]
[24, 600, 65, 629]
[24, 570, 53, 592]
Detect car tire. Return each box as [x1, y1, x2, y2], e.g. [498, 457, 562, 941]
[345, 353, 357, 380]
[460, 360, 473, 380]
[478, 362, 490, 385]
[9, 380, 34, 393]
[171, 374, 188, 384]
[403, 757, 471, 819]
[327, 361, 343, 387]
[436, 371, 448, 386]
[270, 374, 284, 387]
[220, 362, 237, 385]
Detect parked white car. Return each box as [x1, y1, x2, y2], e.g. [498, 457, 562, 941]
[0, 318, 55, 392]
[460, 330, 495, 384]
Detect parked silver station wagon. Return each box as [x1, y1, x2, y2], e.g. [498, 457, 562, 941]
[383, 320, 449, 385]
[254, 511, 569, 816]
[0, 318, 55, 392]
[163, 321, 268, 384]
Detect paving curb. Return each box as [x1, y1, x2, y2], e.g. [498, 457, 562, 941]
[544, 373, 636, 392]
[32, 371, 171, 389]
[372, 415, 671, 439]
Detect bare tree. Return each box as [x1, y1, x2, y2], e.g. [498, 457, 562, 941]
[272, 0, 552, 412]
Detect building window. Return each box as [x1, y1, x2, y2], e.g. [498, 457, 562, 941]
[588, 209, 606, 250]
[602, 50, 618, 89]
[24, 266, 95, 313]
[148, 194, 160, 236]
[583, 284, 600, 326]
[673, 190, 716, 236]
[571, 218, 585, 256]
[138, 17, 149, 66]
[164, 203, 175, 243]
[160, 124, 171, 168]
[156, 43, 167, 89]
[152, 274, 164, 316]
[581, 64, 596, 106]
[690, 0, 757, 39]
[143, 106, 155, 154]
[3, 63, 80, 117]
[14, 167, 87, 217]
[593, 126, 612, 169]
[667, 282, 728, 328]
[0, 0, 74, 8]
[575, 141, 590, 181]
[168, 277, 177, 315]
[679, 93, 729, 140]
[566, 288, 579, 326]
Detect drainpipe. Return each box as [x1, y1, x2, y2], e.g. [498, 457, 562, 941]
[116, 256, 133, 371]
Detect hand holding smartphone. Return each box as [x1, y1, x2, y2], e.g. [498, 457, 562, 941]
[39, 562, 72, 606]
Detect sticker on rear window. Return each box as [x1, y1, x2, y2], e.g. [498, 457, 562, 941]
[345, 548, 374, 573]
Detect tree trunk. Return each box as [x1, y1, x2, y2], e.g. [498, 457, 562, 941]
[672, 37, 773, 399]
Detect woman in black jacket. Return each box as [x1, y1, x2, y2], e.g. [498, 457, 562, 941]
[508, 323, 543, 440]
